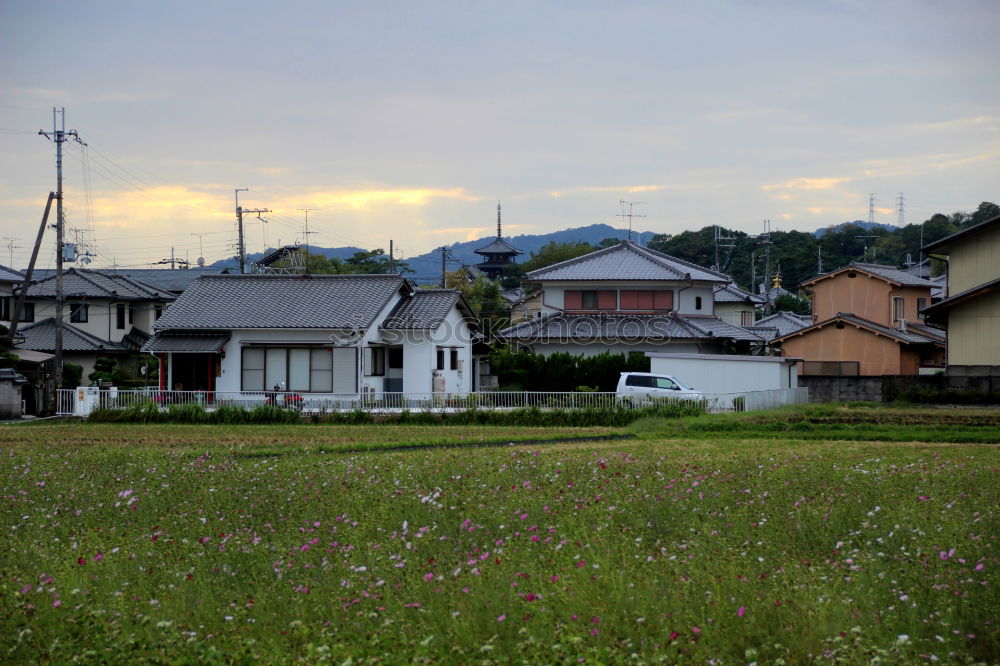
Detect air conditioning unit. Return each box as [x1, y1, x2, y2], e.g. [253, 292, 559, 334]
[456, 359, 464, 372]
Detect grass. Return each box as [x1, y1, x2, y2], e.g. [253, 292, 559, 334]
[1, 406, 998, 663]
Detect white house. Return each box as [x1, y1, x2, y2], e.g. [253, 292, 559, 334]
[142, 274, 477, 396]
[500, 240, 763, 356]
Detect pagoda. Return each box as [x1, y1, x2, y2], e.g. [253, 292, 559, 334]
[473, 203, 523, 280]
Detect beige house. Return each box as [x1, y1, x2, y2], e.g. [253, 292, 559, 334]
[923, 214, 1000, 375]
[713, 283, 764, 326]
[775, 262, 945, 375]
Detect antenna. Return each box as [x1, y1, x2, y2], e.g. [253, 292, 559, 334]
[617, 200, 647, 243]
[191, 232, 210, 267]
[3, 237, 20, 267]
[896, 192, 905, 227]
[760, 220, 773, 315]
[297, 208, 319, 259]
[868, 193, 877, 226]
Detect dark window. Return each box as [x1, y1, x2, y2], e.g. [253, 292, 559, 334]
[116, 304, 126, 329]
[18, 303, 34, 323]
[369, 347, 386, 376]
[695, 296, 703, 310]
[70, 303, 89, 323]
[450, 349, 458, 370]
[581, 291, 597, 309]
[625, 374, 653, 387]
[388, 347, 404, 369]
[436, 348, 445, 370]
[128, 304, 136, 324]
[893, 297, 905, 322]
[917, 297, 927, 314]
[154, 305, 163, 320]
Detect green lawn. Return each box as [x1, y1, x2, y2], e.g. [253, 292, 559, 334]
[1, 406, 997, 663]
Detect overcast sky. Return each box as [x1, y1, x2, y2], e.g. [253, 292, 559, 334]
[1, 0, 997, 272]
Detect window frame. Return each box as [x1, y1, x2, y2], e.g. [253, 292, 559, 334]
[70, 302, 89, 323]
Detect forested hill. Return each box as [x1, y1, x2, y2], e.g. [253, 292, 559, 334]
[647, 202, 999, 293]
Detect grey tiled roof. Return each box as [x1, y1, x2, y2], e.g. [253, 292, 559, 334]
[500, 312, 763, 343]
[774, 312, 946, 345]
[142, 333, 231, 353]
[14, 318, 128, 353]
[714, 283, 765, 304]
[475, 237, 523, 255]
[526, 241, 728, 283]
[30, 268, 227, 293]
[806, 263, 936, 288]
[381, 290, 461, 330]
[750, 311, 812, 340]
[154, 274, 408, 331]
[0, 264, 23, 282]
[23, 269, 176, 301]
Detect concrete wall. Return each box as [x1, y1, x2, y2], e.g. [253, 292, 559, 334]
[647, 352, 798, 394]
[798, 375, 884, 402]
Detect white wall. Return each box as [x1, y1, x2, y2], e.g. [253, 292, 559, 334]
[647, 352, 799, 394]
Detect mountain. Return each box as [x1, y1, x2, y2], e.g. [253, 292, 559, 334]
[813, 220, 896, 238]
[404, 224, 656, 281]
[211, 224, 655, 280]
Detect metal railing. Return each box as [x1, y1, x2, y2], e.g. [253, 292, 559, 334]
[58, 386, 809, 417]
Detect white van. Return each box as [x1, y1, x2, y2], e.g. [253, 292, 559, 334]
[616, 372, 703, 404]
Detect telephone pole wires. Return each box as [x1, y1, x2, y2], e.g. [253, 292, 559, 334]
[39, 107, 84, 397]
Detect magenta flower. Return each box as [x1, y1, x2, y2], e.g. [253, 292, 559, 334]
[497, 614, 506, 622]
[738, 606, 745, 617]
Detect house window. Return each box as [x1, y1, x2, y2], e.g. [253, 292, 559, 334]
[116, 304, 126, 330]
[741, 311, 754, 327]
[70, 303, 89, 323]
[128, 304, 136, 325]
[388, 347, 404, 369]
[0, 297, 8, 321]
[619, 290, 672, 311]
[154, 305, 163, 320]
[695, 296, 703, 311]
[241, 346, 351, 393]
[436, 348, 446, 370]
[450, 349, 459, 371]
[17, 303, 33, 323]
[892, 296, 905, 322]
[564, 290, 616, 311]
[917, 297, 926, 315]
[369, 347, 386, 376]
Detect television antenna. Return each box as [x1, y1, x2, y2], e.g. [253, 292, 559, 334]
[617, 200, 647, 243]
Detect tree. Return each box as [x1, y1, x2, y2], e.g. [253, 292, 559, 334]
[519, 241, 596, 273]
[773, 293, 811, 316]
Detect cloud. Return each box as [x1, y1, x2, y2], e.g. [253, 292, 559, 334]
[306, 187, 479, 209]
[762, 177, 852, 192]
[548, 184, 663, 198]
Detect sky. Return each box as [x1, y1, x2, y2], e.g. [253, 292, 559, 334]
[1, 0, 998, 275]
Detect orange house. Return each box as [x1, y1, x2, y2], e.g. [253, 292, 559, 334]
[775, 263, 946, 375]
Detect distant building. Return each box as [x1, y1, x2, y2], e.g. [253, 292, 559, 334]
[473, 203, 523, 280]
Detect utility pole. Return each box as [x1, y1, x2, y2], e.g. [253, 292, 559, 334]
[235, 188, 270, 274]
[760, 220, 773, 315]
[896, 193, 905, 227]
[389, 240, 396, 274]
[3, 237, 20, 266]
[713, 225, 736, 273]
[439, 246, 449, 288]
[39, 108, 84, 397]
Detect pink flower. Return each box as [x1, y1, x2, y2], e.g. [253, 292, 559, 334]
[691, 626, 701, 635]
[497, 614, 506, 622]
[738, 606, 745, 617]
[669, 630, 679, 641]
[424, 572, 434, 582]
[19, 584, 31, 595]
[975, 563, 985, 571]
[52, 599, 61, 607]
[940, 548, 955, 561]
[918, 495, 929, 501]
[93, 552, 104, 562]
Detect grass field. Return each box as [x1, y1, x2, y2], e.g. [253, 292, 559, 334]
[2, 404, 998, 663]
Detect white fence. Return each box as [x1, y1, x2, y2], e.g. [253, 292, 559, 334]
[58, 386, 808, 418]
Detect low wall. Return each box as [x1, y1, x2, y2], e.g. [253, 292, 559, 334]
[798, 376, 884, 402]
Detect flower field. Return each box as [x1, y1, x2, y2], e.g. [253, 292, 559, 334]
[2, 411, 998, 663]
